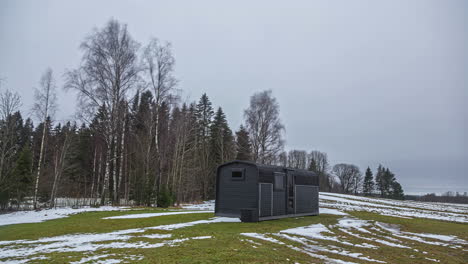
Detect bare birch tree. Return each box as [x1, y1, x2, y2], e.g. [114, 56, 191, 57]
[244, 90, 284, 164]
[32, 68, 57, 209]
[287, 150, 307, 169]
[65, 19, 140, 205]
[0, 87, 22, 193]
[50, 126, 72, 208]
[142, 38, 177, 196]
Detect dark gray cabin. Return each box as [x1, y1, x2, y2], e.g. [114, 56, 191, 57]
[215, 160, 319, 222]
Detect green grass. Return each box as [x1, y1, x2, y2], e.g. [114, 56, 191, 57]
[0, 207, 467, 263]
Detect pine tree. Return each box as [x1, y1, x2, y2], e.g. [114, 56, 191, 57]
[362, 167, 374, 196]
[235, 125, 251, 161]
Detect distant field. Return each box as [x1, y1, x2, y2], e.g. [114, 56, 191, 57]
[0, 193, 466, 264]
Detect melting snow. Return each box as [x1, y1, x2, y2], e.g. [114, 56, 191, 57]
[320, 193, 468, 223]
[320, 208, 348, 216]
[103, 210, 212, 219]
[181, 200, 215, 211]
[281, 224, 340, 242]
[0, 207, 129, 226]
[240, 233, 285, 244]
[149, 217, 240, 230]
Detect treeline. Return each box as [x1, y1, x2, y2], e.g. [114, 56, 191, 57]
[407, 192, 468, 204]
[0, 19, 285, 210]
[0, 19, 405, 211]
[277, 150, 405, 199]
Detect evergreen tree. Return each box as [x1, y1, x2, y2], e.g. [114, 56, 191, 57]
[235, 125, 251, 161]
[195, 93, 214, 138]
[390, 181, 405, 200]
[210, 107, 234, 165]
[382, 168, 395, 197]
[12, 145, 33, 205]
[308, 158, 318, 172]
[375, 165, 384, 197]
[195, 93, 214, 200]
[362, 167, 374, 196]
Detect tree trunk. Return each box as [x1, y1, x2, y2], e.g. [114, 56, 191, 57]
[117, 109, 127, 205]
[33, 121, 47, 209]
[100, 134, 112, 205]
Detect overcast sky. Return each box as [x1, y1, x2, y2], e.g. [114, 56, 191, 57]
[1, 0, 467, 194]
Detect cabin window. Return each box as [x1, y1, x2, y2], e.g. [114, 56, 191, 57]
[231, 168, 245, 181]
[274, 172, 285, 190]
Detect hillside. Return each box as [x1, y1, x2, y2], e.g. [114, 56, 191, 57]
[0, 193, 466, 263]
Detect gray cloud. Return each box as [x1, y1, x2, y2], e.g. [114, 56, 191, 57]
[1, 0, 467, 194]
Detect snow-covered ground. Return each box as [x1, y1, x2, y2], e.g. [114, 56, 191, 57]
[240, 215, 467, 264]
[0, 215, 235, 263]
[0, 206, 130, 227]
[320, 192, 468, 223]
[180, 200, 215, 211]
[103, 210, 212, 219]
[1, 193, 467, 263]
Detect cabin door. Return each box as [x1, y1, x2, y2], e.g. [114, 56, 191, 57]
[287, 171, 295, 214]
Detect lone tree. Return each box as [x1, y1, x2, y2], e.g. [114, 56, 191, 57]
[362, 167, 374, 196]
[32, 68, 57, 209]
[235, 125, 251, 161]
[244, 90, 284, 164]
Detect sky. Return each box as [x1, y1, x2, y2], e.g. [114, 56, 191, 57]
[0, 0, 467, 195]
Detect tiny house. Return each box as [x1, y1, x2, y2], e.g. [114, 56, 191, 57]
[215, 160, 319, 222]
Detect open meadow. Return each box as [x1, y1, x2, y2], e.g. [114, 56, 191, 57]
[0, 193, 467, 264]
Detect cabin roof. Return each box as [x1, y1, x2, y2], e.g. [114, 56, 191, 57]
[218, 160, 317, 176]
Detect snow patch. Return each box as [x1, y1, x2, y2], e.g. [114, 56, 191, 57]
[320, 208, 348, 216]
[103, 210, 212, 219]
[140, 234, 172, 239]
[240, 233, 285, 244]
[0, 207, 129, 226]
[149, 217, 240, 230]
[280, 224, 339, 242]
[181, 200, 215, 211]
[320, 193, 468, 223]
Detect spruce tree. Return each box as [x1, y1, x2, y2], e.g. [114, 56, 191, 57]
[382, 168, 396, 197]
[308, 158, 318, 172]
[391, 181, 405, 200]
[375, 165, 384, 197]
[362, 167, 374, 196]
[195, 93, 214, 200]
[235, 125, 251, 161]
[195, 93, 214, 139]
[210, 107, 234, 166]
[12, 146, 33, 204]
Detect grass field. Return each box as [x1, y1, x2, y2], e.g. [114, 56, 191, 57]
[0, 193, 467, 263]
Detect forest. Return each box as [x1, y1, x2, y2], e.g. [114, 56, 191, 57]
[0, 19, 404, 211]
